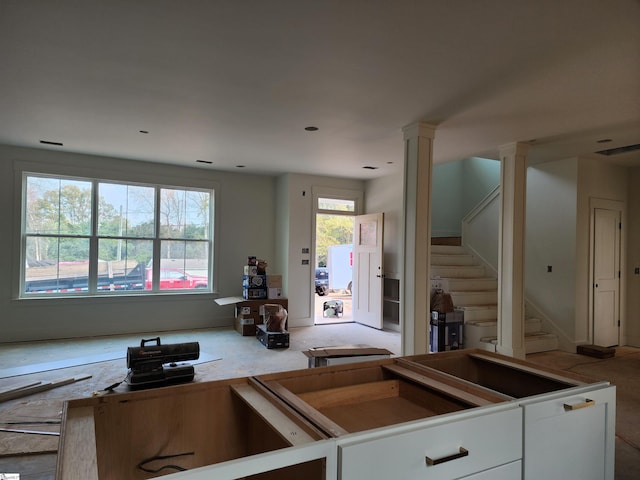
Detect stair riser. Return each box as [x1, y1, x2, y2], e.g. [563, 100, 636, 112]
[474, 336, 559, 355]
[525, 335, 559, 354]
[457, 306, 497, 322]
[451, 291, 497, 306]
[431, 266, 485, 278]
[461, 319, 542, 335]
[431, 245, 467, 255]
[431, 255, 476, 266]
[435, 278, 498, 292]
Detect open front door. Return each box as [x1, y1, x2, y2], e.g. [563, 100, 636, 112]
[353, 212, 384, 329]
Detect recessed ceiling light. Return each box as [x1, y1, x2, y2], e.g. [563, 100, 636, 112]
[40, 140, 63, 146]
[196, 160, 212, 164]
[596, 138, 612, 144]
[304, 126, 319, 132]
[139, 130, 149, 134]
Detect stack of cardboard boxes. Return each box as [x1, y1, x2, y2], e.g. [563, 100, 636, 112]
[242, 256, 283, 300]
[234, 298, 288, 336]
[234, 256, 288, 339]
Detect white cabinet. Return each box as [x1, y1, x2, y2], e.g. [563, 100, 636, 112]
[338, 407, 522, 480]
[461, 461, 521, 480]
[398, 351, 616, 480]
[58, 350, 615, 480]
[521, 384, 615, 480]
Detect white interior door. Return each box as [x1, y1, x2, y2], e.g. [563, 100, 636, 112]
[353, 213, 384, 329]
[593, 207, 620, 347]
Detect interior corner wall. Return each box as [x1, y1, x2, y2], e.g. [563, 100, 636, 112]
[626, 167, 640, 346]
[282, 173, 365, 328]
[461, 157, 501, 212]
[525, 158, 578, 345]
[365, 170, 404, 279]
[431, 160, 464, 237]
[432, 157, 500, 238]
[576, 157, 628, 343]
[275, 174, 290, 296]
[0, 144, 279, 342]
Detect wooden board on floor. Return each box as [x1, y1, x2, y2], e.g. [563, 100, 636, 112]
[577, 344, 616, 359]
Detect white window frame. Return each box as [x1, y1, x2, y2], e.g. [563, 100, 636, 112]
[19, 171, 215, 298]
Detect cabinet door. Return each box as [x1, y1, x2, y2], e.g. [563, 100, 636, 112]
[522, 385, 615, 480]
[460, 460, 521, 479]
[339, 407, 522, 480]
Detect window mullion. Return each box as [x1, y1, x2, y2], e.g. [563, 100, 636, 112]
[151, 186, 161, 291]
[88, 179, 99, 293]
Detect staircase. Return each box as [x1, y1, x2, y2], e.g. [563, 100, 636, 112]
[431, 244, 558, 354]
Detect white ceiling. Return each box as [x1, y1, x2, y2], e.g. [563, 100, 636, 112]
[1, 0, 639, 179]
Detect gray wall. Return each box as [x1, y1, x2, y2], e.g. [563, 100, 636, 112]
[627, 167, 640, 346]
[432, 157, 500, 237]
[1, 145, 279, 342]
[525, 158, 578, 345]
[365, 169, 404, 280]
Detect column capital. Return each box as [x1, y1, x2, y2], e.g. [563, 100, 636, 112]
[402, 122, 437, 141]
[498, 141, 531, 159]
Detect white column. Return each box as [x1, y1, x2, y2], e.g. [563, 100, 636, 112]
[401, 122, 436, 355]
[496, 142, 529, 359]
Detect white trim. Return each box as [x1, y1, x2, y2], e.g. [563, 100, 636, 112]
[309, 186, 363, 323]
[15, 166, 217, 300]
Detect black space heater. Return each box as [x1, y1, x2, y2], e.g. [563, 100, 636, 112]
[125, 337, 200, 389]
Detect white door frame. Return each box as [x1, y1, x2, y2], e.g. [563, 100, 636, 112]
[588, 197, 626, 345]
[310, 187, 364, 322]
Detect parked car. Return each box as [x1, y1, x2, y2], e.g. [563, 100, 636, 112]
[146, 268, 208, 290]
[315, 267, 329, 296]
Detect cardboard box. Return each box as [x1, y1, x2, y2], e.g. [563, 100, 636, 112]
[242, 275, 267, 288]
[234, 314, 258, 336]
[256, 324, 289, 349]
[267, 275, 283, 288]
[242, 287, 267, 299]
[303, 345, 393, 368]
[215, 297, 289, 335]
[268, 287, 283, 299]
[243, 265, 258, 275]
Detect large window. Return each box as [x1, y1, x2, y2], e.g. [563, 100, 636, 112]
[21, 174, 213, 296]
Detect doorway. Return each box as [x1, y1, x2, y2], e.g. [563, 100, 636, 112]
[312, 194, 363, 325]
[589, 198, 624, 347]
[313, 196, 356, 325]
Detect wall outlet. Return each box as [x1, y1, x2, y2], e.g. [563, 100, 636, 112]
[635, 267, 640, 275]
[547, 265, 553, 273]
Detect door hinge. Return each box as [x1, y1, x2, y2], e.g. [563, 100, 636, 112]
[618, 320, 621, 327]
[619, 222, 622, 230]
[619, 271, 621, 279]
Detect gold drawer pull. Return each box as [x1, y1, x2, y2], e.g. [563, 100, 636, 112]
[425, 447, 469, 466]
[563, 399, 595, 411]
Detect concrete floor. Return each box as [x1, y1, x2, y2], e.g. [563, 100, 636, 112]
[1, 327, 638, 479]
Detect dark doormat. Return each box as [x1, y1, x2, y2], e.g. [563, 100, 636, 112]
[577, 344, 616, 359]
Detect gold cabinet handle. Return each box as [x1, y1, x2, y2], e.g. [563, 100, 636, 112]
[563, 398, 595, 411]
[425, 447, 469, 466]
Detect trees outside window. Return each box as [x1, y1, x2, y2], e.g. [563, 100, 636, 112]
[22, 174, 213, 296]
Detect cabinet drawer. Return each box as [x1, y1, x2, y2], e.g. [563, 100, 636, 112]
[338, 407, 522, 480]
[461, 460, 521, 479]
[522, 385, 615, 480]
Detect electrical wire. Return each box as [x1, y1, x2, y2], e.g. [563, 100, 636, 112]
[137, 452, 195, 473]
